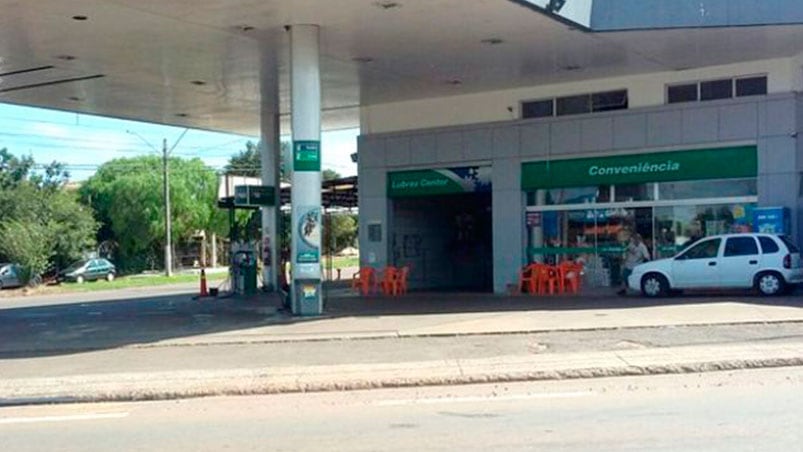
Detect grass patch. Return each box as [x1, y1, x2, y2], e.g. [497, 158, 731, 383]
[325, 256, 359, 269]
[2, 272, 228, 296]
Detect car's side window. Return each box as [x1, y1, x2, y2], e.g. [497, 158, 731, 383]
[724, 237, 759, 257]
[758, 236, 780, 254]
[679, 238, 722, 260]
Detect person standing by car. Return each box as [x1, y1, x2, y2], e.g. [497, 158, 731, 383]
[618, 233, 650, 295]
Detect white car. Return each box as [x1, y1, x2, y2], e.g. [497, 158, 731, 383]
[628, 233, 802, 297]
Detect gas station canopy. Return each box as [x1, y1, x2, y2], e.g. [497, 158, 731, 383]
[3, 1, 803, 135]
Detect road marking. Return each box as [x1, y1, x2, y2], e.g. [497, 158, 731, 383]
[0, 412, 129, 425]
[374, 391, 592, 407]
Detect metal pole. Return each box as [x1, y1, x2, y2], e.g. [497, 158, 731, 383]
[163, 138, 173, 277]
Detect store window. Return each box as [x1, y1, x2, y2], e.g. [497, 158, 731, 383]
[658, 178, 756, 200]
[653, 203, 755, 258]
[530, 186, 612, 206]
[615, 183, 655, 202]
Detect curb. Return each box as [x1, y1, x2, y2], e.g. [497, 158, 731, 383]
[2, 343, 801, 407]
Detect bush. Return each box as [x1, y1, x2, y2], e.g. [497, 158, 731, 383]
[0, 220, 52, 285]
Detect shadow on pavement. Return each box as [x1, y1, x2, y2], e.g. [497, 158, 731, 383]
[324, 288, 803, 317]
[1, 284, 800, 359]
[0, 292, 284, 359]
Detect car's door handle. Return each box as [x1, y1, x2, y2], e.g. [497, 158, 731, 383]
[708, 261, 717, 266]
[749, 260, 758, 265]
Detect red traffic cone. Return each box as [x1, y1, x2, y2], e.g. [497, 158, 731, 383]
[199, 268, 209, 298]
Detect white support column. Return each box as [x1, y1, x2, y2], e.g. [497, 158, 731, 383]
[260, 108, 280, 292]
[289, 24, 323, 315]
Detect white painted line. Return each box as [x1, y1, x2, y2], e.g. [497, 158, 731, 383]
[374, 391, 592, 407]
[0, 412, 129, 425]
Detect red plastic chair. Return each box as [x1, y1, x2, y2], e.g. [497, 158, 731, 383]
[351, 267, 375, 296]
[378, 266, 399, 296]
[518, 264, 538, 294]
[534, 264, 559, 295]
[559, 262, 583, 294]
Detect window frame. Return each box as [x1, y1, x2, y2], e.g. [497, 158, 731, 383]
[521, 98, 555, 119]
[699, 78, 734, 102]
[735, 75, 768, 98]
[666, 82, 699, 104]
[665, 74, 767, 105]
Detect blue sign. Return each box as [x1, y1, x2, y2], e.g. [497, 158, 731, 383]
[753, 207, 790, 235]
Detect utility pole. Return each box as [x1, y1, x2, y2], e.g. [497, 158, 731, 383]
[163, 138, 173, 277]
[126, 129, 186, 278]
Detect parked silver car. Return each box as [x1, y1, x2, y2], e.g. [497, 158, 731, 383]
[0, 263, 23, 289]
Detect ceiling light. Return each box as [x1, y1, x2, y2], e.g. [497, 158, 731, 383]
[56, 55, 77, 61]
[374, 1, 401, 10]
[352, 57, 374, 64]
[190, 80, 206, 86]
[481, 38, 504, 45]
[238, 25, 255, 32]
[72, 15, 88, 21]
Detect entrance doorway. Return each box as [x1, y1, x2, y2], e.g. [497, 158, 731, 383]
[391, 193, 493, 292]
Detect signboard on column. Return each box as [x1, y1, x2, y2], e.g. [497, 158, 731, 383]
[294, 205, 321, 275]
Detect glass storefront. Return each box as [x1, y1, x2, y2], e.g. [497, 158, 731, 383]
[522, 146, 759, 288]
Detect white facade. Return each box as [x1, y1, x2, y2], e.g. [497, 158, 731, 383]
[361, 56, 801, 135]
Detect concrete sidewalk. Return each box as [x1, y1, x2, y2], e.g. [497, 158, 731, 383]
[155, 298, 803, 346]
[2, 340, 800, 405]
[1, 290, 801, 405]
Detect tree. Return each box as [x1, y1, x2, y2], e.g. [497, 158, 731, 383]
[0, 149, 97, 284]
[0, 220, 52, 284]
[323, 213, 357, 255]
[225, 141, 261, 178]
[226, 141, 291, 181]
[81, 156, 227, 272]
[323, 169, 341, 181]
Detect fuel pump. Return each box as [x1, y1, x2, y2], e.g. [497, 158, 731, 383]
[231, 242, 258, 296]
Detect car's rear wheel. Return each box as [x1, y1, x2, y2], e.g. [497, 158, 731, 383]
[755, 272, 785, 296]
[75, 275, 85, 284]
[106, 273, 115, 282]
[641, 273, 669, 298]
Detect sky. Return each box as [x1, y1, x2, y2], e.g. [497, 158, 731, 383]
[0, 102, 358, 181]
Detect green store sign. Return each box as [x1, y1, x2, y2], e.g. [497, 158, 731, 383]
[234, 185, 275, 207]
[388, 166, 491, 198]
[521, 145, 757, 190]
[293, 140, 321, 172]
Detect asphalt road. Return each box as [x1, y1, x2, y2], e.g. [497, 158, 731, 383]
[0, 367, 800, 451]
